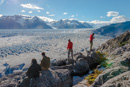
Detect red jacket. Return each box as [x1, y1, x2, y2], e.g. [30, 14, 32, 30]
[67, 41, 73, 49]
[90, 34, 94, 41]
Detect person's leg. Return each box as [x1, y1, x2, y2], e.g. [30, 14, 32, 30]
[71, 49, 73, 60]
[68, 49, 70, 59]
[91, 41, 93, 50]
[90, 41, 91, 51]
[90, 41, 93, 51]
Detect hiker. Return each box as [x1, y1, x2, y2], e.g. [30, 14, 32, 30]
[67, 39, 73, 60]
[90, 33, 95, 51]
[40, 52, 50, 70]
[26, 59, 41, 87]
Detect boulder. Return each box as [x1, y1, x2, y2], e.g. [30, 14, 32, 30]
[101, 71, 130, 87]
[90, 66, 129, 87]
[73, 58, 89, 75]
[75, 51, 100, 68]
[51, 59, 67, 66]
[20, 69, 72, 87]
[51, 51, 100, 75]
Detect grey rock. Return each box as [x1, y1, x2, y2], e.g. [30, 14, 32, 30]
[73, 58, 89, 74]
[51, 51, 100, 75]
[37, 69, 72, 87]
[0, 51, 101, 87]
[101, 71, 130, 87]
[91, 66, 129, 87]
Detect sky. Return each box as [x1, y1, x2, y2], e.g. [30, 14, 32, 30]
[0, 0, 130, 23]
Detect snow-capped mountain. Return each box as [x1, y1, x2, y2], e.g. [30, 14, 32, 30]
[50, 19, 93, 29]
[0, 15, 93, 29]
[38, 16, 55, 23]
[0, 15, 52, 29]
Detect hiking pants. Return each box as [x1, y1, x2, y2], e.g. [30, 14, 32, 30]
[90, 41, 93, 51]
[68, 49, 73, 59]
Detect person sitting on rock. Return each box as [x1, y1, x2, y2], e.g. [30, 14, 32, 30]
[40, 52, 50, 70]
[26, 59, 41, 87]
[26, 59, 41, 79]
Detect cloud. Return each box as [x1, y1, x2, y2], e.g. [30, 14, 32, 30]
[38, 10, 40, 12]
[87, 15, 130, 28]
[28, 11, 33, 14]
[21, 3, 43, 10]
[107, 11, 119, 17]
[38, 16, 55, 22]
[46, 12, 50, 14]
[63, 12, 68, 15]
[110, 15, 130, 23]
[88, 20, 110, 24]
[88, 16, 130, 24]
[87, 11, 129, 28]
[71, 15, 75, 17]
[0, 0, 4, 5]
[21, 10, 25, 13]
[87, 20, 111, 28]
[48, 14, 55, 16]
[0, 14, 3, 17]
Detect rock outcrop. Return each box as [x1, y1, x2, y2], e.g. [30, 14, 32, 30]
[97, 31, 130, 54]
[73, 31, 130, 87]
[20, 69, 72, 87]
[51, 51, 100, 75]
[0, 51, 100, 87]
[90, 31, 130, 87]
[101, 71, 130, 87]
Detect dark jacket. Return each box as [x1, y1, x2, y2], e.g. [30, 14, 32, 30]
[26, 64, 41, 79]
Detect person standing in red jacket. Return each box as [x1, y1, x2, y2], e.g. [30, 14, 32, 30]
[90, 33, 95, 51]
[67, 39, 73, 60]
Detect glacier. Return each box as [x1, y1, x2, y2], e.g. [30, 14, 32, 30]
[0, 29, 111, 77]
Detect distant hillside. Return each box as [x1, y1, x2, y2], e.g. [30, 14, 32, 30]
[97, 31, 130, 53]
[94, 21, 130, 37]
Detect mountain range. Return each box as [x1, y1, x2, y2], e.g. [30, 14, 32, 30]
[1, 15, 130, 36]
[0, 15, 93, 29]
[94, 21, 130, 37]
